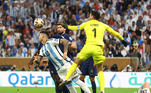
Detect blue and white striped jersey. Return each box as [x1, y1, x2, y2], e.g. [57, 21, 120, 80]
[39, 38, 72, 71]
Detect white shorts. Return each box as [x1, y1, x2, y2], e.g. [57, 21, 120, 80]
[57, 62, 81, 81]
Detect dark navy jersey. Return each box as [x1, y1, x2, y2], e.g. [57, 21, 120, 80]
[53, 34, 72, 42]
[53, 33, 74, 60]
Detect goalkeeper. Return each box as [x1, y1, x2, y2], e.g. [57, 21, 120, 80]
[59, 10, 128, 93]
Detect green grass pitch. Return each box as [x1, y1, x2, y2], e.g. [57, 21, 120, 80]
[0, 87, 143, 93]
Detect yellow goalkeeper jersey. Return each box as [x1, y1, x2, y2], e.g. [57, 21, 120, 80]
[68, 20, 124, 47]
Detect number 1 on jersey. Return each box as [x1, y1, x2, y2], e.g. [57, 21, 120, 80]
[92, 28, 96, 37]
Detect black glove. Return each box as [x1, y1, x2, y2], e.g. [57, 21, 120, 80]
[121, 40, 129, 47]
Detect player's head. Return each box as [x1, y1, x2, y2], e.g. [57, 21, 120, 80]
[57, 23, 66, 35]
[90, 10, 100, 20]
[39, 31, 48, 44]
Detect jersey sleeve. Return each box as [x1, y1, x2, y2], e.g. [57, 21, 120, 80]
[65, 34, 72, 42]
[68, 22, 87, 31]
[105, 24, 124, 41]
[53, 34, 61, 39]
[68, 36, 72, 42]
[49, 38, 60, 45]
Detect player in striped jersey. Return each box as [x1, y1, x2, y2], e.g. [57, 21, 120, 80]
[34, 32, 91, 93]
[31, 27, 70, 93]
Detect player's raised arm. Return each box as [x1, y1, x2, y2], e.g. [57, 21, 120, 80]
[67, 23, 86, 31]
[59, 39, 70, 59]
[106, 25, 124, 40]
[106, 25, 128, 46]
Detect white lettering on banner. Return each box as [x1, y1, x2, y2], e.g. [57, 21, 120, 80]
[0, 72, 150, 88]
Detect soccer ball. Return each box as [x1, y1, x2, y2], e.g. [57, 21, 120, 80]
[34, 18, 44, 28]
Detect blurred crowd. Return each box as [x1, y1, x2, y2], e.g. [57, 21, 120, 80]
[0, 0, 151, 71]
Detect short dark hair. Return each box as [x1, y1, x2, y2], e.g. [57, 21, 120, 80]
[57, 22, 69, 34]
[90, 10, 100, 20]
[57, 22, 66, 28]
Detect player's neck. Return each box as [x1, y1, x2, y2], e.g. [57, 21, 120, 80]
[61, 31, 65, 35]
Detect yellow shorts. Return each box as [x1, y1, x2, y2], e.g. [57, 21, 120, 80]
[77, 45, 105, 64]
